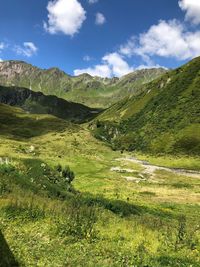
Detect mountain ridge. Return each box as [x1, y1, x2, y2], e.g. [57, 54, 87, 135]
[0, 60, 166, 108]
[0, 85, 99, 123]
[93, 56, 200, 155]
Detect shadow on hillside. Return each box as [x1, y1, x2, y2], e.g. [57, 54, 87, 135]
[0, 111, 79, 140]
[72, 193, 176, 219]
[157, 255, 199, 266]
[0, 86, 102, 123]
[0, 230, 19, 267]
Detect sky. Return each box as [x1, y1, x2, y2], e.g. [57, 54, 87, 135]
[0, 0, 200, 77]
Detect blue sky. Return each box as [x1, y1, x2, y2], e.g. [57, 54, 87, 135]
[0, 0, 200, 77]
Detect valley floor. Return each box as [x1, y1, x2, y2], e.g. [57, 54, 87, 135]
[0, 115, 200, 266]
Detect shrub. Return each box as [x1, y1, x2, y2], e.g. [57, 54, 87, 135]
[0, 178, 12, 196]
[62, 166, 75, 184]
[55, 164, 62, 173]
[56, 198, 98, 240]
[0, 163, 15, 175]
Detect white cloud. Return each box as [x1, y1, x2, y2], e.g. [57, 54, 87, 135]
[120, 20, 200, 61]
[120, 37, 137, 58]
[0, 42, 5, 51]
[136, 64, 168, 70]
[95, 12, 106, 25]
[179, 0, 200, 25]
[88, 0, 98, 4]
[74, 64, 111, 77]
[0, 58, 3, 62]
[74, 52, 133, 78]
[74, 17, 200, 78]
[83, 55, 93, 61]
[74, 0, 200, 78]
[14, 42, 38, 57]
[44, 0, 86, 36]
[103, 53, 133, 77]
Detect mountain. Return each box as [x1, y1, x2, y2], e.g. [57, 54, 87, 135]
[0, 103, 78, 139]
[0, 63, 200, 267]
[0, 85, 99, 123]
[93, 56, 200, 155]
[0, 60, 166, 108]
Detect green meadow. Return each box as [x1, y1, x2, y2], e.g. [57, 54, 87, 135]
[0, 104, 200, 267]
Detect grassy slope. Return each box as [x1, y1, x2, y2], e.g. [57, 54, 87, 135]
[0, 61, 166, 108]
[0, 103, 200, 266]
[65, 68, 167, 108]
[0, 85, 99, 123]
[94, 57, 200, 155]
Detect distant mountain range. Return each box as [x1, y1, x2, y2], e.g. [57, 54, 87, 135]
[93, 57, 200, 155]
[0, 60, 166, 108]
[0, 58, 199, 156]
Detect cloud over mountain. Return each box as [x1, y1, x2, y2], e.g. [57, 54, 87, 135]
[74, 52, 133, 77]
[74, 0, 200, 78]
[14, 42, 38, 57]
[120, 20, 200, 61]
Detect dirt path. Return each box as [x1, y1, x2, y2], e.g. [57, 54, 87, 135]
[116, 157, 200, 179]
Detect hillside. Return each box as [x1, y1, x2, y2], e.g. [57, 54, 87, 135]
[93, 57, 200, 155]
[0, 85, 99, 123]
[0, 102, 200, 266]
[0, 60, 166, 108]
[1, 1, 200, 265]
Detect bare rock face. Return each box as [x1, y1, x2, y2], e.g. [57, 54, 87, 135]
[0, 61, 29, 79]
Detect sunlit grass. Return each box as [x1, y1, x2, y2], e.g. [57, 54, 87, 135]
[0, 104, 200, 266]
[136, 153, 200, 171]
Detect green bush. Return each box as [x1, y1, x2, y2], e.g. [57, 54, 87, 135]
[62, 166, 75, 183]
[0, 163, 15, 175]
[56, 198, 98, 240]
